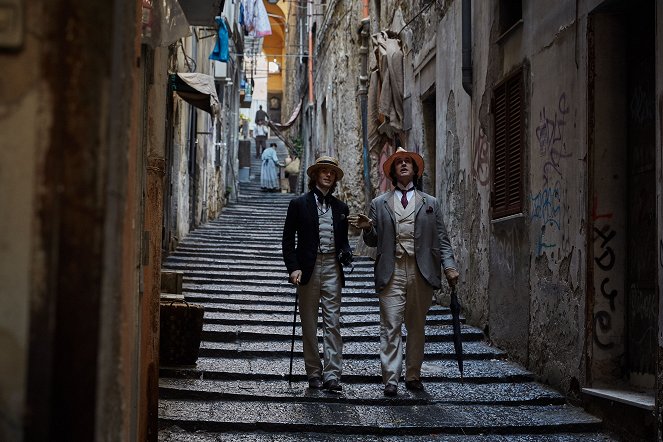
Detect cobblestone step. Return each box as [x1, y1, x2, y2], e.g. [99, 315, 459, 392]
[158, 400, 602, 436]
[200, 323, 485, 343]
[159, 378, 562, 405]
[160, 357, 532, 383]
[197, 340, 505, 360]
[158, 429, 615, 442]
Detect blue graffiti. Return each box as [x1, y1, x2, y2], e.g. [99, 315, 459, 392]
[531, 182, 562, 255]
[530, 182, 561, 228]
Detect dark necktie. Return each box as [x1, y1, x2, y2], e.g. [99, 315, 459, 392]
[400, 188, 414, 209]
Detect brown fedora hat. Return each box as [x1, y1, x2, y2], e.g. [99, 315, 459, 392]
[306, 156, 344, 180]
[382, 147, 424, 178]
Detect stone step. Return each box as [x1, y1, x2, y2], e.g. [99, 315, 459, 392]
[160, 357, 531, 383]
[158, 400, 602, 436]
[158, 428, 615, 442]
[168, 271, 374, 283]
[181, 291, 382, 306]
[158, 378, 562, 405]
[200, 323, 484, 343]
[198, 340, 504, 360]
[164, 255, 374, 267]
[181, 285, 382, 298]
[202, 311, 459, 326]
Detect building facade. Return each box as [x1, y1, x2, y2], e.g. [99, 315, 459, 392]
[286, 0, 663, 438]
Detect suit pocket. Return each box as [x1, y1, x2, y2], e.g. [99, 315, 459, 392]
[430, 248, 440, 262]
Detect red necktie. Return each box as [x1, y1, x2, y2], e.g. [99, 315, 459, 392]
[400, 188, 413, 208]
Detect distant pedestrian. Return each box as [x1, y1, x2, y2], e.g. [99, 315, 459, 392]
[349, 147, 459, 397]
[282, 156, 352, 392]
[254, 121, 268, 158]
[255, 104, 269, 124]
[260, 143, 283, 192]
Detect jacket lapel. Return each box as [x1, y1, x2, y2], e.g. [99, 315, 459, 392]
[414, 190, 425, 217]
[306, 192, 318, 222]
[384, 191, 396, 225]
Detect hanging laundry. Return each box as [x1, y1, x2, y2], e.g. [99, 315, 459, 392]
[251, 0, 272, 37]
[243, 0, 255, 34]
[209, 16, 229, 62]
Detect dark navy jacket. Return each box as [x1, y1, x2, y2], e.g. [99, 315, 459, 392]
[282, 191, 351, 286]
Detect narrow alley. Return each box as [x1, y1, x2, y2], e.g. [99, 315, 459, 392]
[157, 147, 613, 440]
[4, 1, 663, 441]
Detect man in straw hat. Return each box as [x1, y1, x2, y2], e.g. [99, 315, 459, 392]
[349, 147, 459, 397]
[282, 156, 352, 392]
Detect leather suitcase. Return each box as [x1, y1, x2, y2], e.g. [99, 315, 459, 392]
[160, 300, 204, 366]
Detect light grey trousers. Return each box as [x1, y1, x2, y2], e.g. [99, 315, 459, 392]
[297, 253, 343, 382]
[378, 253, 432, 386]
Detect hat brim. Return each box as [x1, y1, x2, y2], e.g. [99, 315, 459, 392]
[382, 151, 424, 178]
[306, 163, 344, 180]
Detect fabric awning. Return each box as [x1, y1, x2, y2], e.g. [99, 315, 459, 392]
[171, 73, 220, 117]
[270, 97, 303, 130]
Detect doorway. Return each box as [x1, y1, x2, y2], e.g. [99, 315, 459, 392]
[422, 89, 436, 194]
[588, 0, 657, 391]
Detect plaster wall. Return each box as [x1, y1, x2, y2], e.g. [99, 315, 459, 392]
[0, 64, 40, 442]
[434, 0, 592, 392]
[435, 0, 491, 331]
[526, 21, 587, 392]
[172, 33, 225, 240]
[312, 0, 363, 214]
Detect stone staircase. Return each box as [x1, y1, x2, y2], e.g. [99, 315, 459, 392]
[158, 154, 616, 441]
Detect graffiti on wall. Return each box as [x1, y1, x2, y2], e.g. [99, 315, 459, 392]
[531, 93, 572, 256]
[536, 93, 573, 186]
[472, 126, 490, 186]
[591, 196, 618, 350]
[530, 181, 561, 255]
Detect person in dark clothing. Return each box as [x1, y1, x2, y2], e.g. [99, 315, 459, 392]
[255, 105, 269, 124]
[282, 156, 351, 392]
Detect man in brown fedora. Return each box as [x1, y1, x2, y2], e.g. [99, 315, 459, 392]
[282, 156, 352, 392]
[349, 147, 459, 397]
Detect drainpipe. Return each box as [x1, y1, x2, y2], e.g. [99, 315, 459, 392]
[308, 0, 314, 105]
[462, 0, 472, 96]
[358, 0, 372, 206]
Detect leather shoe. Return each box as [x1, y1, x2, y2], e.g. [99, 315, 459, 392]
[323, 379, 342, 392]
[405, 379, 424, 391]
[383, 384, 398, 397]
[308, 377, 323, 389]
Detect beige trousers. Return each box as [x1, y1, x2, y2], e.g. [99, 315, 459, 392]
[379, 253, 432, 386]
[297, 253, 343, 382]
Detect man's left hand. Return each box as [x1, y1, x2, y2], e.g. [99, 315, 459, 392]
[445, 268, 459, 286]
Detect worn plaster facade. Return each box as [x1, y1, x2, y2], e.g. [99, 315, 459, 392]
[289, 0, 662, 438]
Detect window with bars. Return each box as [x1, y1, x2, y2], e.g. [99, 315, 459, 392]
[491, 68, 523, 219]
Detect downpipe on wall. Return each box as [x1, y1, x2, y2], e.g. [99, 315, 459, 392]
[358, 4, 372, 207]
[462, 0, 472, 97]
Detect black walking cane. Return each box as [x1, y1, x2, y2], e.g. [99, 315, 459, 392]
[288, 286, 299, 387]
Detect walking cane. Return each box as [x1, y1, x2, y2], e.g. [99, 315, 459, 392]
[288, 288, 299, 387]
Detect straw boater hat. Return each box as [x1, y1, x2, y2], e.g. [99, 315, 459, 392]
[383, 147, 424, 177]
[306, 156, 344, 180]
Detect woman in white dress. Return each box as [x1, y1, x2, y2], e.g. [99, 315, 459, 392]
[261, 144, 283, 191]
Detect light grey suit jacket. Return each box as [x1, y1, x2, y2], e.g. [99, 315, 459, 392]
[363, 190, 457, 292]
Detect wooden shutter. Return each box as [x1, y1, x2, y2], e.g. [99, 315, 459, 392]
[492, 69, 523, 219]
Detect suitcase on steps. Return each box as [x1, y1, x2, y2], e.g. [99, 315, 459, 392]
[159, 300, 204, 366]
